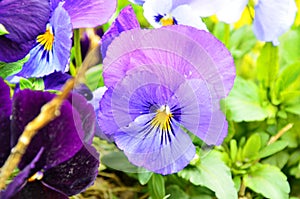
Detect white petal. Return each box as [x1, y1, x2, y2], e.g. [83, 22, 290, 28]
[216, 0, 248, 23]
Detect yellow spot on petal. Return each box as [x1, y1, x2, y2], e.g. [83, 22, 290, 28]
[27, 171, 44, 182]
[160, 14, 176, 26]
[151, 105, 173, 131]
[37, 24, 54, 51]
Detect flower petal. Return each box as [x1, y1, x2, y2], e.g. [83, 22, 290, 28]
[0, 0, 50, 62]
[0, 78, 11, 166]
[0, 149, 44, 199]
[253, 0, 297, 44]
[18, 3, 72, 78]
[63, 0, 117, 28]
[115, 114, 195, 175]
[101, 5, 140, 59]
[11, 90, 85, 170]
[42, 145, 99, 196]
[215, 0, 248, 23]
[103, 26, 235, 99]
[188, 0, 224, 17]
[128, 0, 146, 5]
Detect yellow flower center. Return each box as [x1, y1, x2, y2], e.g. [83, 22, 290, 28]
[27, 171, 44, 182]
[160, 15, 176, 26]
[151, 105, 173, 130]
[37, 25, 54, 51]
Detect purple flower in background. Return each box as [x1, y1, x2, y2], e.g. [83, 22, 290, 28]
[0, 0, 50, 62]
[214, 0, 297, 44]
[143, 0, 208, 30]
[17, 0, 117, 78]
[101, 5, 140, 59]
[97, 25, 235, 174]
[0, 78, 99, 198]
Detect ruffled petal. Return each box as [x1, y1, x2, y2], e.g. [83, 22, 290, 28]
[188, 0, 224, 17]
[216, 0, 248, 23]
[63, 0, 117, 28]
[0, 78, 12, 166]
[101, 5, 140, 59]
[253, 0, 297, 44]
[0, 0, 50, 62]
[11, 90, 85, 170]
[18, 3, 72, 78]
[42, 145, 99, 196]
[115, 114, 195, 175]
[103, 26, 235, 99]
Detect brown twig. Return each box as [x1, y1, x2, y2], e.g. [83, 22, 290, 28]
[0, 78, 75, 190]
[267, 123, 294, 145]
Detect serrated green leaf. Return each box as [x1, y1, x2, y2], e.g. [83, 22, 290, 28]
[244, 164, 290, 199]
[0, 23, 9, 35]
[0, 56, 28, 78]
[262, 151, 290, 169]
[148, 174, 165, 199]
[138, 168, 153, 185]
[242, 133, 261, 161]
[222, 76, 269, 122]
[178, 151, 237, 199]
[259, 141, 288, 159]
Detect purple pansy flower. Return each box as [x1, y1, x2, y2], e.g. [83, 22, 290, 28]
[101, 5, 140, 59]
[213, 0, 297, 44]
[97, 25, 235, 174]
[17, 0, 117, 78]
[0, 78, 99, 198]
[0, 0, 50, 62]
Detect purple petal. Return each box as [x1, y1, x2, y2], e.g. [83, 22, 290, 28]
[0, 149, 43, 199]
[0, 0, 50, 62]
[115, 114, 195, 175]
[63, 0, 117, 28]
[253, 0, 297, 44]
[18, 3, 72, 78]
[68, 93, 96, 144]
[103, 25, 235, 99]
[0, 78, 11, 166]
[9, 181, 68, 199]
[11, 90, 85, 170]
[101, 5, 140, 58]
[43, 145, 99, 196]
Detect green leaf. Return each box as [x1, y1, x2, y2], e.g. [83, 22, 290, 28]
[19, 78, 44, 90]
[166, 185, 189, 199]
[178, 150, 237, 199]
[138, 168, 153, 185]
[257, 42, 279, 88]
[101, 151, 138, 173]
[242, 133, 261, 161]
[85, 65, 104, 91]
[148, 174, 166, 199]
[0, 23, 9, 35]
[222, 76, 269, 122]
[244, 164, 290, 199]
[0, 56, 28, 79]
[259, 140, 289, 159]
[262, 151, 290, 169]
[230, 139, 238, 162]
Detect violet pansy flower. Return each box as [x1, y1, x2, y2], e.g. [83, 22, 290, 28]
[0, 78, 99, 198]
[17, 0, 116, 78]
[0, 0, 50, 62]
[97, 25, 235, 174]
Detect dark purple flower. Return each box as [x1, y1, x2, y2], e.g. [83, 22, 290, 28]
[97, 25, 235, 174]
[101, 5, 140, 59]
[0, 78, 99, 198]
[0, 0, 50, 62]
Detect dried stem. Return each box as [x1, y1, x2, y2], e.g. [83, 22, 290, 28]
[0, 79, 75, 190]
[268, 123, 294, 145]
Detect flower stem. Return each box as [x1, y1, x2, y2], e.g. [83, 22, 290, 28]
[74, 29, 82, 68]
[224, 24, 230, 48]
